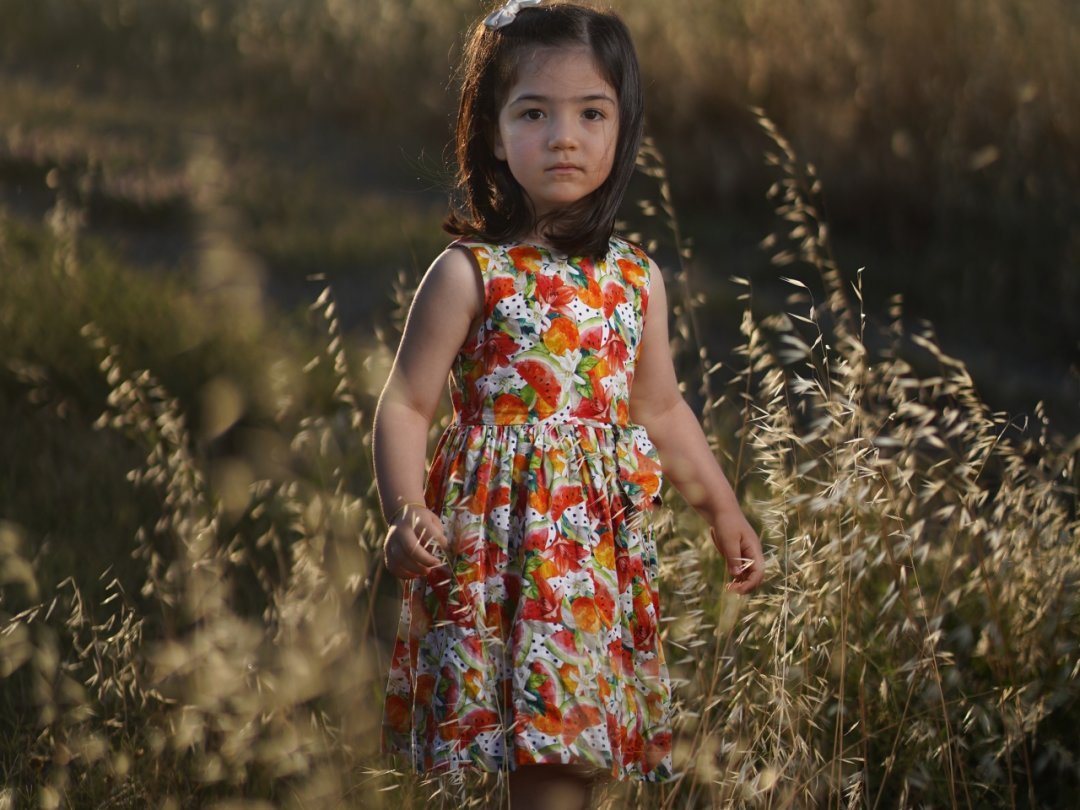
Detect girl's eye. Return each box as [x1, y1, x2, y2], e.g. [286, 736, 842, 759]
[523, 109, 544, 121]
[583, 109, 606, 121]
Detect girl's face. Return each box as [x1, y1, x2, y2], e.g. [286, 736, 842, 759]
[493, 46, 619, 225]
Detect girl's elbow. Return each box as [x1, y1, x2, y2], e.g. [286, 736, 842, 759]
[631, 394, 684, 430]
[380, 370, 428, 415]
[375, 381, 430, 427]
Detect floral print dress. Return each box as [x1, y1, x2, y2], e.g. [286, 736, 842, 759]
[382, 237, 673, 782]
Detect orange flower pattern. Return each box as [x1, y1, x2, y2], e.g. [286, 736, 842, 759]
[382, 237, 672, 781]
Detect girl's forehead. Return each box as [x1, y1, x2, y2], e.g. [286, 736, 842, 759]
[506, 45, 614, 95]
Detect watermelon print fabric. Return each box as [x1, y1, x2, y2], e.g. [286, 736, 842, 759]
[382, 237, 673, 782]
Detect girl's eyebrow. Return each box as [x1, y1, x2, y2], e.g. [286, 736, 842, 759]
[508, 93, 616, 105]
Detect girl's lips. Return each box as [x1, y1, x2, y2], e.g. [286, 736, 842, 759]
[547, 164, 582, 174]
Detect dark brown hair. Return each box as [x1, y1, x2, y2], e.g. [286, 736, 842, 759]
[443, 3, 645, 257]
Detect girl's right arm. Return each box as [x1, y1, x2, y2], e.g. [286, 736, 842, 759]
[629, 259, 765, 593]
[372, 246, 484, 578]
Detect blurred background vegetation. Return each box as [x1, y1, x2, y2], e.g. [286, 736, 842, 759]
[2, 0, 1077, 419]
[1, 1, 1078, 807]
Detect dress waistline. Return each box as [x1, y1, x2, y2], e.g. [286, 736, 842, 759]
[451, 419, 629, 430]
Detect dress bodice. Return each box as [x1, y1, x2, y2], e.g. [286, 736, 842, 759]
[448, 237, 652, 426]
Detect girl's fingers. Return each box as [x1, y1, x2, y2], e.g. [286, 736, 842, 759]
[402, 509, 450, 552]
[387, 541, 437, 578]
[728, 559, 763, 593]
[384, 515, 448, 579]
[729, 537, 765, 592]
[384, 536, 418, 578]
[712, 525, 765, 593]
[391, 557, 427, 579]
[408, 536, 444, 569]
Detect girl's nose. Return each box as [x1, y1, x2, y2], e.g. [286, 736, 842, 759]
[547, 119, 577, 150]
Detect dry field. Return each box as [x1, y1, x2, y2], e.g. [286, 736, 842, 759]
[1, 2, 1078, 807]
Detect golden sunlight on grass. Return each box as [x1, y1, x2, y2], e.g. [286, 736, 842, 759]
[1, 2, 1078, 807]
[1, 110, 1077, 807]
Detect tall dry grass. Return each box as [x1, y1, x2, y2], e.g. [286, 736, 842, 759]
[636, 116, 1080, 808]
[1, 114, 1078, 810]
[2, 0, 1077, 209]
[2, 0, 1075, 427]
[3, 0, 1078, 439]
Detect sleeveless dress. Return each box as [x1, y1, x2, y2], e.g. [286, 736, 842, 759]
[382, 236, 673, 782]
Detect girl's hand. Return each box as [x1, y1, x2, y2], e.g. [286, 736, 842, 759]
[383, 505, 450, 579]
[630, 259, 764, 594]
[710, 509, 765, 594]
[372, 246, 482, 580]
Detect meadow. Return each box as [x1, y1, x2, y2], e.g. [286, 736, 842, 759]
[1, 1, 1078, 807]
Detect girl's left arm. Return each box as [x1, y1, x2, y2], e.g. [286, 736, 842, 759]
[373, 247, 484, 577]
[629, 259, 765, 593]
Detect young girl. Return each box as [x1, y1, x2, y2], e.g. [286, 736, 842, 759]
[375, 2, 764, 807]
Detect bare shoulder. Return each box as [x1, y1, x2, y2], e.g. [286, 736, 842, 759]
[425, 244, 482, 288]
[646, 255, 665, 288]
[642, 255, 668, 318]
[415, 245, 484, 317]
[629, 253, 682, 419]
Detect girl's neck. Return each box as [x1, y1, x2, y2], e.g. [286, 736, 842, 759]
[522, 233, 555, 250]
[513, 227, 614, 258]
[517, 233, 571, 259]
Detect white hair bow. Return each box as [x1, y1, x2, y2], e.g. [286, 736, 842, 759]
[484, 0, 543, 29]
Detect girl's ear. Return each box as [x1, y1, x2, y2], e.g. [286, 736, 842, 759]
[492, 129, 507, 161]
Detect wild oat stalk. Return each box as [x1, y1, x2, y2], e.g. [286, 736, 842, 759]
[2, 108, 1077, 809]
[611, 110, 1080, 810]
